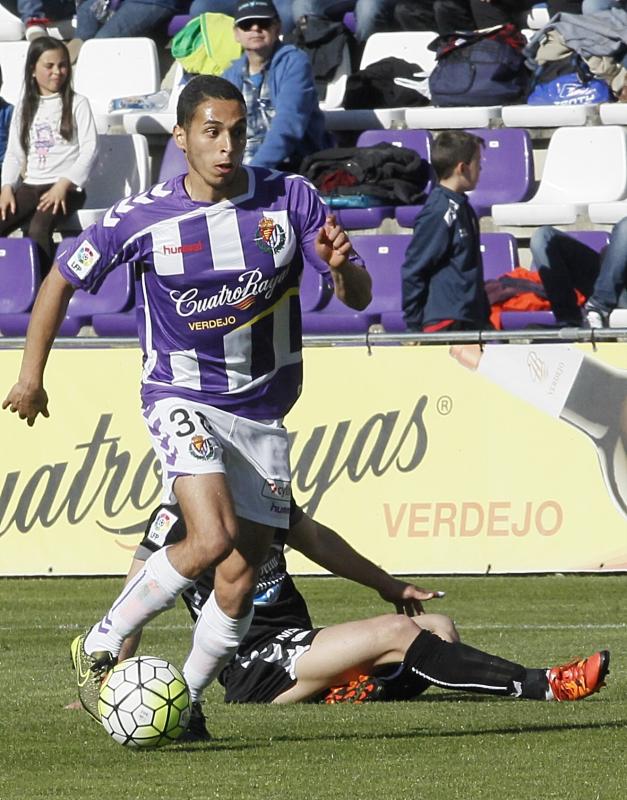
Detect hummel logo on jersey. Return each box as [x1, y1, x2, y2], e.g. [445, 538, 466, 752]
[162, 241, 203, 255]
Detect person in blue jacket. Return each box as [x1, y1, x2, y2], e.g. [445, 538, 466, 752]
[0, 66, 13, 172]
[222, 0, 332, 171]
[402, 130, 491, 333]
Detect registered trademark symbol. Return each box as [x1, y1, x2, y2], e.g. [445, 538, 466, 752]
[437, 395, 452, 415]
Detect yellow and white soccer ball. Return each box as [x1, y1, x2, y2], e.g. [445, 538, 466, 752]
[98, 656, 191, 747]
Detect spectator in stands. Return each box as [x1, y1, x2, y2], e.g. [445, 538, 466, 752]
[0, 37, 97, 276]
[68, 0, 184, 61]
[530, 223, 627, 328]
[187, 0, 295, 33]
[0, 66, 13, 170]
[468, 0, 582, 29]
[0, 0, 76, 41]
[402, 130, 490, 333]
[222, 0, 332, 170]
[583, 0, 627, 11]
[291, 0, 395, 42]
[393, 0, 583, 34]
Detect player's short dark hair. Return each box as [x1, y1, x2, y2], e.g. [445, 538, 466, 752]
[431, 131, 484, 180]
[176, 75, 246, 130]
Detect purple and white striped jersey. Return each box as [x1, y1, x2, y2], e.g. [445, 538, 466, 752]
[56, 167, 332, 420]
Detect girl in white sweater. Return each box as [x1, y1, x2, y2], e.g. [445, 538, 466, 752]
[0, 36, 97, 275]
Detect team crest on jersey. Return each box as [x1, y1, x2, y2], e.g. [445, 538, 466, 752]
[254, 216, 286, 255]
[67, 239, 100, 278]
[189, 435, 216, 461]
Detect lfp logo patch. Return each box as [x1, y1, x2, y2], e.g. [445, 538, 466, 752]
[67, 239, 101, 279]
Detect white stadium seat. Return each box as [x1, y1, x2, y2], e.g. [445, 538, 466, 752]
[501, 103, 592, 128]
[324, 30, 437, 131]
[57, 133, 150, 231]
[74, 37, 160, 133]
[0, 3, 23, 40]
[123, 62, 184, 136]
[587, 200, 627, 225]
[492, 126, 627, 226]
[0, 41, 28, 105]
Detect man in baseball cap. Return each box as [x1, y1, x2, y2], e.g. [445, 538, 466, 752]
[222, 0, 332, 170]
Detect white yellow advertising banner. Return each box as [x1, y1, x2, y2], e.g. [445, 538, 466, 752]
[0, 341, 625, 575]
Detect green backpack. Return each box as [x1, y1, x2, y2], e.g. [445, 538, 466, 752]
[171, 12, 242, 75]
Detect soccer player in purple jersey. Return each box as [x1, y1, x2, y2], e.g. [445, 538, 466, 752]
[3, 74, 373, 732]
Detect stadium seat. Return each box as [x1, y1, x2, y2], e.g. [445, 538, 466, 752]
[302, 234, 412, 333]
[480, 232, 519, 280]
[0, 41, 29, 105]
[323, 31, 436, 131]
[123, 62, 184, 136]
[467, 128, 535, 218]
[405, 104, 501, 131]
[501, 102, 592, 128]
[0, 239, 41, 336]
[157, 136, 186, 181]
[325, 129, 433, 231]
[587, 200, 627, 224]
[492, 126, 627, 226]
[0, 4, 23, 41]
[318, 42, 352, 111]
[74, 37, 160, 133]
[57, 133, 150, 232]
[499, 229, 610, 330]
[58, 263, 135, 336]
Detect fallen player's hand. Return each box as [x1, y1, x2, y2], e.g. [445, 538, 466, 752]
[2, 382, 50, 427]
[378, 579, 445, 616]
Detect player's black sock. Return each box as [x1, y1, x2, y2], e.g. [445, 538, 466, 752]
[402, 630, 549, 699]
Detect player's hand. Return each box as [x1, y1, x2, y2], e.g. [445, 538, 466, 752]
[0, 185, 16, 220]
[378, 579, 445, 616]
[2, 382, 50, 426]
[315, 213, 352, 270]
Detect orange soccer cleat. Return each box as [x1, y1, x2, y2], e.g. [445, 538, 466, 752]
[548, 650, 610, 702]
[323, 674, 382, 704]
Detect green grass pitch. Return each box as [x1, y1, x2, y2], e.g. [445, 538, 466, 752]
[1, 574, 625, 800]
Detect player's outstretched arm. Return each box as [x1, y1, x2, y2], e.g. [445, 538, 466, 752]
[2, 264, 75, 426]
[287, 511, 444, 615]
[315, 214, 372, 311]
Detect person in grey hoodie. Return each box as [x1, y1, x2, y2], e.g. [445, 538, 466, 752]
[222, 0, 332, 171]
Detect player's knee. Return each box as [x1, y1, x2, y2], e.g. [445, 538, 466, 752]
[420, 613, 460, 643]
[379, 613, 421, 646]
[184, 520, 237, 574]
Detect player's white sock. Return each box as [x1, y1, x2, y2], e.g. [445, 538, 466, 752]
[183, 591, 254, 702]
[477, 344, 584, 418]
[84, 547, 193, 656]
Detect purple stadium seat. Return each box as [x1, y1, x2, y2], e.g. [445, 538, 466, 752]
[396, 128, 535, 227]
[0, 238, 40, 315]
[167, 14, 191, 37]
[300, 263, 333, 312]
[158, 137, 187, 182]
[332, 129, 433, 231]
[92, 309, 138, 337]
[481, 232, 519, 281]
[466, 128, 535, 218]
[342, 11, 356, 34]
[500, 229, 610, 330]
[55, 263, 135, 336]
[302, 234, 412, 334]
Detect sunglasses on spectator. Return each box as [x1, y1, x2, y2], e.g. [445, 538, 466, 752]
[237, 18, 276, 30]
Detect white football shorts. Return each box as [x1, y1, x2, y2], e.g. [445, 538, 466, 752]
[143, 397, 291, 528]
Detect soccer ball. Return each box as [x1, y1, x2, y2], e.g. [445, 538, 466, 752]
[98, 656, 191, 747]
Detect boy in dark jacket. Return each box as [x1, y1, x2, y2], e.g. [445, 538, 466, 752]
[402, 130, 490, 333]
